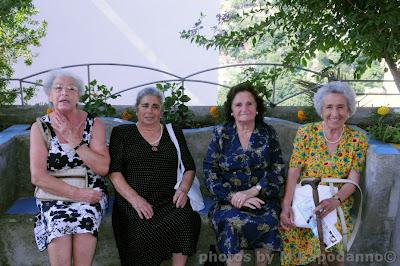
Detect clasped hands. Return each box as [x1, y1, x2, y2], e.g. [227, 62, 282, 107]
[230, 189, 264, 209]
[280, 197, 340, 231]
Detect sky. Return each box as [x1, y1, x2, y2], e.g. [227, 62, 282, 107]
[12, 0, 220, 105]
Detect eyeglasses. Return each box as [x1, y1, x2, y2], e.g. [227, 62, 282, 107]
[52, 84, 79, 93]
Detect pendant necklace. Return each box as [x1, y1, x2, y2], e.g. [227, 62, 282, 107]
[146, 124, 163, 152]
[322, 122, 343, 144]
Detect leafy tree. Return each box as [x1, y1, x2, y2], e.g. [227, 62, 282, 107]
[0, 0, 47, 105]
[181, 0, 400, 91]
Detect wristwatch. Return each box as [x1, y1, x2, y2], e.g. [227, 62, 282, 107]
[333, 194, 342, 204]
[255, 184, 262, 191]
[73, 140, 86, 151]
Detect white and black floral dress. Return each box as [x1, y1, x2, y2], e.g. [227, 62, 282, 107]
[34, 114, 108, 251]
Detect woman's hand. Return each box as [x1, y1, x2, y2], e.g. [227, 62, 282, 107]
[132, 195, 154, 220]
[230, 189, 256, 208]
[242, 197, 265, 209]
[314, 197, 340, 218]
[280, 205, 295, 231]
[51, 111, 84, 147]
[75, 188, 103, 204]
[173, 188, 188, 208]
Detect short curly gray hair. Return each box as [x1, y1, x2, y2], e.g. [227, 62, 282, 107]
[135, 87, 164, 111]
[313, 81, 357, 118]
[43, 69, 84, 96]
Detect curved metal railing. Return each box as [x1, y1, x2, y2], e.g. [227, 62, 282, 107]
[2, 62, 397, 105]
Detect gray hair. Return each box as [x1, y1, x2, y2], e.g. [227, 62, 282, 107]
[313, 81, 357, 117]
[135, 87, 164, 110]
[43, 69, 84, 96]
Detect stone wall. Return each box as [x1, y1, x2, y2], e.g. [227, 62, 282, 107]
[0, 105, 390, 131]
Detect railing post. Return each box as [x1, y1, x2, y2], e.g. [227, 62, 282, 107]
[272, 66, 276, 105]
[181, 80, 185, 92]
[19, 80, 24, 105]
[87, 65, 91, 100]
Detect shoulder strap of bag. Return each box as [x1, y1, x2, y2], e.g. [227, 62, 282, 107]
[300, 177, 362, 251]
[166, 123, 184, 173]
[322, 178, 362, 252]
[36, 117, 50, 150]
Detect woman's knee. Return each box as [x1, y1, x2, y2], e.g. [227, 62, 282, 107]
[48, 235, 73, 266]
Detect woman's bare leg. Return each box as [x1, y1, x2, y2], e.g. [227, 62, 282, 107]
[48, 235, 72, 266]
[72, 233, 97, 266]
[172, 253, 188, 266]
[226, 250, 244, 266]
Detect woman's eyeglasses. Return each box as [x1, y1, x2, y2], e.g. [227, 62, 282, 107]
[52, 84, 79, 93]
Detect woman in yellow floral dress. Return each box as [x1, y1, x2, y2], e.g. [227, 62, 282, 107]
[280, 81, 368, 265]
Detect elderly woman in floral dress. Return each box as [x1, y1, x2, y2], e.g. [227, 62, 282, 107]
[280, 81, 368, 265]
[30, 70, 109, 265]
[204, 82, 285, 266]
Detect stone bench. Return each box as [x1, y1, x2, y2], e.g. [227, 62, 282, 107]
[1, 196, 216, 266]
[1, 118, 400, 265]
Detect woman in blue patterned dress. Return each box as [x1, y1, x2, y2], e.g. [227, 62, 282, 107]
[204, 83, 286, 265]
[30, 70, 110, 265]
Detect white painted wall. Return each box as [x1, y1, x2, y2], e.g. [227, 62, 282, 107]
[12, 0, 220, 105]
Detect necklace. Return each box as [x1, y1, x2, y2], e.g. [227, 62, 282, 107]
[137, 123, 163, 151]
[322, 122, 343, 144]
[148, 124, 163, 145]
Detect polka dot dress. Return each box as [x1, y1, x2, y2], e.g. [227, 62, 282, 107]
[109, 124, 201, 265]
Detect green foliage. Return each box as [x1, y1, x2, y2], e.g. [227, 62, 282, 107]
[80, 80, 120, 117]
[181, 0, 399, 91]
[0, 81, 41, 105]
[156, 82, 194, 127]
[241, 68, 274, 106]
[0, 0, 47, 105]
[367, 112, 400, 144]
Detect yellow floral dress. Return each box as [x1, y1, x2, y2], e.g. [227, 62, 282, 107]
[281, 122, 368, 265]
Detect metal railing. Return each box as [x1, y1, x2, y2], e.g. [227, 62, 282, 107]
[2, 62, 397, 106]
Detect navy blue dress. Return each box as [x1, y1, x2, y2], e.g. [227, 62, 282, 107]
[203, 122, 285, 255]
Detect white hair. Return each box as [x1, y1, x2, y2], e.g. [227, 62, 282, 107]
[313, 81, 357, 117]
[43, 69, 84, 96]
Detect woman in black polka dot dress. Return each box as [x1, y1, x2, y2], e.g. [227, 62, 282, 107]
[109, 87, 201, 265]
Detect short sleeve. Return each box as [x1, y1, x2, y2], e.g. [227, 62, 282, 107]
[351, 130, 368, 173]
[289, 125, 308, 169]
[109, 126, 125, 173]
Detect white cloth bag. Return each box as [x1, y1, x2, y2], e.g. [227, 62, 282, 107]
[292, 177, 363, 251]
[292, 184, 338, 228]
[166, 124, 205, 211]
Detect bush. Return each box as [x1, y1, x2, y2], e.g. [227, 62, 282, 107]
[366, 107, 400, 144]
[80, 80, 120, 117]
